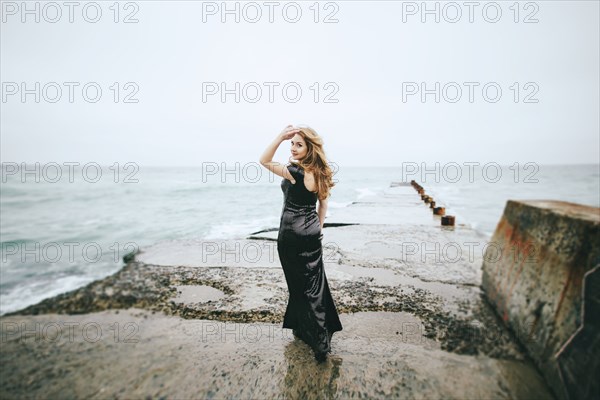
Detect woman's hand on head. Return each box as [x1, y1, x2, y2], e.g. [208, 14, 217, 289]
[279, 125, 300, 141]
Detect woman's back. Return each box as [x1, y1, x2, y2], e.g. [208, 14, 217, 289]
[280, 163, 318, 207]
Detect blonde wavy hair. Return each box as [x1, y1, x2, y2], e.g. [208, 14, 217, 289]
[288, 126, 336, 200]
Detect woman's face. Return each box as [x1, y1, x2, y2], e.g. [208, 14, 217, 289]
[291, 134, 308, 161]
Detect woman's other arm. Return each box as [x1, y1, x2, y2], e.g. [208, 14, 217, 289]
[317, 197, 328, 230]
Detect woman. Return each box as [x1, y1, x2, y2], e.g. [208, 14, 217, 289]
[259, 124, 343, 362]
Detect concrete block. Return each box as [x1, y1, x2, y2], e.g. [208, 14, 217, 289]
[481, 200, 600, 400]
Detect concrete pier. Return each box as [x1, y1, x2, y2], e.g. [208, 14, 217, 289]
[1, 183, 559, 399]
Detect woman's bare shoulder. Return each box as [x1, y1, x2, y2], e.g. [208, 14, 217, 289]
[304, 170, 317, 193]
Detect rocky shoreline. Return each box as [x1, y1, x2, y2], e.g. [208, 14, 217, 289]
[5, 255, 528, 360]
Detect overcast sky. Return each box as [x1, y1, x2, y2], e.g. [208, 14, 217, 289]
[1, 0, 598, 167]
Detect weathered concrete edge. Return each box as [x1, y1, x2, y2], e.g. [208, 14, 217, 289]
[481, 199, 600, 400]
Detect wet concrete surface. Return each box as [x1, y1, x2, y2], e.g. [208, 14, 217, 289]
[1, 309, 553, 399]
[0, 185, 556, 398]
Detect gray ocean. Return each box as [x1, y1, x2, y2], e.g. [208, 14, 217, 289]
[1, 163, 598, 316]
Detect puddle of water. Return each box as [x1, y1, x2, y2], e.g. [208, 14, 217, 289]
[170, 285, 226, 304]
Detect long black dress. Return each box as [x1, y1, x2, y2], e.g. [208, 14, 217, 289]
[277, 163, 343, 356]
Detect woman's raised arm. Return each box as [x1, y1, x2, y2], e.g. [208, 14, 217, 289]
[259, 125, 300, 181]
